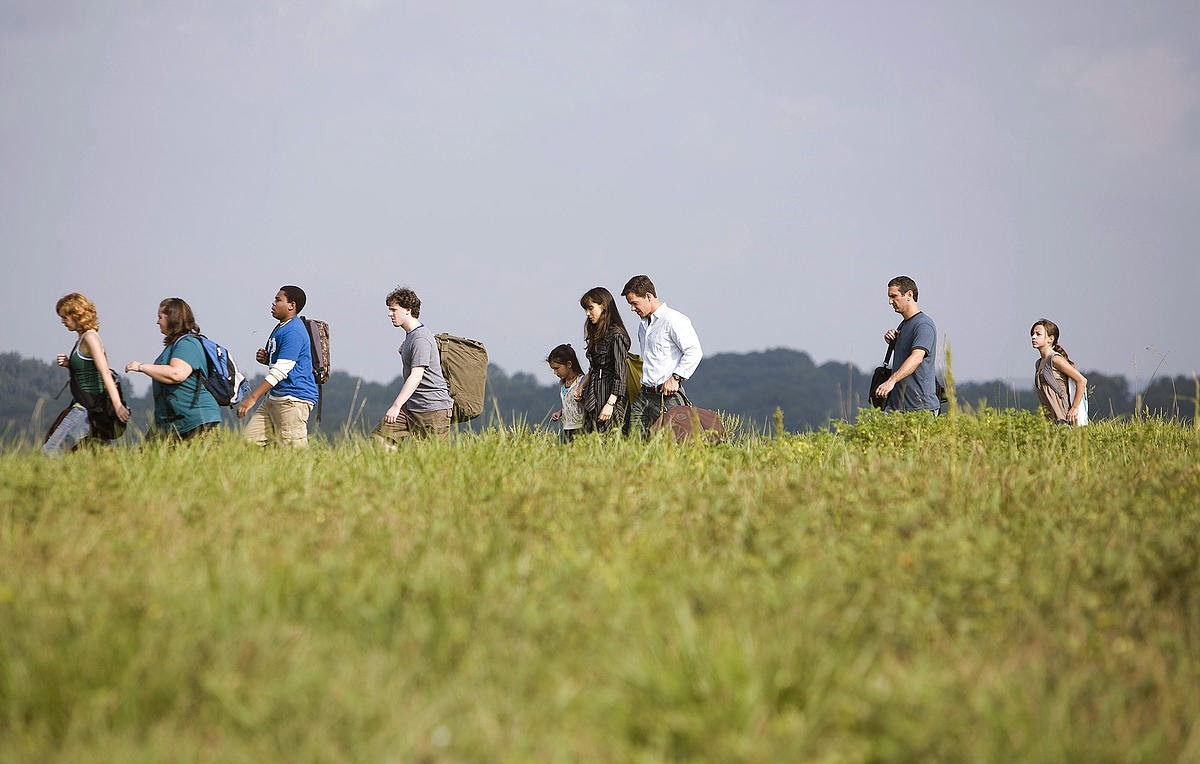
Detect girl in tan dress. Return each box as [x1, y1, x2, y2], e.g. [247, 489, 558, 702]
[1031, 319, 1088, 425]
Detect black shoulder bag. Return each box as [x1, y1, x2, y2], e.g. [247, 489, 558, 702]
[870, 340, 896, 409]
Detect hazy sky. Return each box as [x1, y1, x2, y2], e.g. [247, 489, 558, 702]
[3, 1, 1197, 396]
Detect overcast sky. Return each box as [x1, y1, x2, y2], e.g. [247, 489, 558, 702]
[2, 1, 1197, 397]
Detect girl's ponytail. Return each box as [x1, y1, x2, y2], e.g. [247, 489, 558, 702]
[1053, 343, 1073, 366]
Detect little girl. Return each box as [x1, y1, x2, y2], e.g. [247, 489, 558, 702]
[1031, 318, 1088, 425]
[547, 344, 585, 443]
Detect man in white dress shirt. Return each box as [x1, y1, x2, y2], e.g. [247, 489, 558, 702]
[621, 274, 703, 436]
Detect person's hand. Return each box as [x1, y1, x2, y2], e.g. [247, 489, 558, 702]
[884, 329, 899, 343]
[384, 404, 402, 424]
[1067, 404, 1080, 422]
[663, 375, 680, 395]
[236, 396, 257, 419]
[599, 403, 613, 422]
[255, 348, 269, 365]
[573, 387, 584, 402]
[124, 361, 144, 374]
[116, 405, 131, 423]
[56, 353, 68, 367]
[874, 378, 895, 401]
[550, 410, 562, 422]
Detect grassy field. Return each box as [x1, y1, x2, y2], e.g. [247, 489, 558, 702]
[1, 410, 1197, 763]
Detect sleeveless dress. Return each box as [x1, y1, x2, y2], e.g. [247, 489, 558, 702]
[1034, 353, 1071, 424]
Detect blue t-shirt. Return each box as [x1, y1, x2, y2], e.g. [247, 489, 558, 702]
[154, 335, 221, 434]
[886, 311, 940, 413]
[399, 325, 453, 413]
[267, 318, 318, 403]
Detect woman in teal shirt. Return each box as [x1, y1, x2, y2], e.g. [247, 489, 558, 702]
[126, 298, 221, 439]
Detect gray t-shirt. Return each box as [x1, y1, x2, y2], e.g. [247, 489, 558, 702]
[400, 325, 454, 413]
[886, 311, 939, 413]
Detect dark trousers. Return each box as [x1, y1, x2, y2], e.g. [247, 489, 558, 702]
[629, 386, 686, 437]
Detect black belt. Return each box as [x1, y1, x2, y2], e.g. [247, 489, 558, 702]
[642, 383, 683, 394]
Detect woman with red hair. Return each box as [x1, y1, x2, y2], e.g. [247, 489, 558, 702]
[43, 292, 131, 455]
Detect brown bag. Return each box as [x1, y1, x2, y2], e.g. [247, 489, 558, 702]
[651, 393, 726, 444]
[434, 333, 489, 423]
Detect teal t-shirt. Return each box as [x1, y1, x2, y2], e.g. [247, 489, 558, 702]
[153, 335, 221, 435]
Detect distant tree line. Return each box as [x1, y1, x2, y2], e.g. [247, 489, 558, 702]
[2, 349, 1196, 445]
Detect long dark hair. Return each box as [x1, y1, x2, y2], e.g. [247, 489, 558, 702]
[580, 286, 629, 351]
[546, 344, 584, 377]
[1031, 318, 1073, 365]
[159, 297, 201, 345]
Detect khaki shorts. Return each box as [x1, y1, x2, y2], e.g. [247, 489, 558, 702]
[372, 407, 452, 444]
[244, 397, 314, 448]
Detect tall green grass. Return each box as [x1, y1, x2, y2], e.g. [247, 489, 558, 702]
[1, 413, 1197, 762]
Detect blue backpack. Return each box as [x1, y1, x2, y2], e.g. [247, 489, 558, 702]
[175, 334, 251, 408]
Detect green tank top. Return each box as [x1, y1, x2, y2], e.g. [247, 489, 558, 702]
[69, 334, 104, 396]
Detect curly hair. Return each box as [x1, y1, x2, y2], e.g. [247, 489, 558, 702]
[55, 292, 99, 332]
[386, 286, 421, 318]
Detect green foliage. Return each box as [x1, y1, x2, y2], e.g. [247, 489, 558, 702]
[1, 416, 1197, 762]
[2, 350, 1191, 447]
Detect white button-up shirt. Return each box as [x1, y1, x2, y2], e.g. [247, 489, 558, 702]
[637, 303, 703, 387]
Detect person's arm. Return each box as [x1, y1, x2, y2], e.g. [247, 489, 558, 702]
[237, 378, 272, 418]
[600, 334, 630, 420]
[126, 356, 194, 384]
[874, 348, 927, 400]
[82, 331, 130, 423]
[1053, 356, 1088, 421]
[384, 367, 427, 423]
[663, 318, 701, 395]
[239, 328, 304, 417]
[237, 359, 298, 418]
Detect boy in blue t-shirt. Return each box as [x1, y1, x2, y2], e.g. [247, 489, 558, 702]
[237, 285, 319, 447]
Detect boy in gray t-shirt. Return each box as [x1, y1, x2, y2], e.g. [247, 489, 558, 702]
[372, 287, 454, 445]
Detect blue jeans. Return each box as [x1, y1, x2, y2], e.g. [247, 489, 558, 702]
[42, 405, 92, 457]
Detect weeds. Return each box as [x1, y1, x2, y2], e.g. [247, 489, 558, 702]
[0, 415, 1196, 762]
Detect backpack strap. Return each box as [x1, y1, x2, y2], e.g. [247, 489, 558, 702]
[53, 338, 80, 402]
[1039, 353, 1070, 403]
[156, 334, 203, 422]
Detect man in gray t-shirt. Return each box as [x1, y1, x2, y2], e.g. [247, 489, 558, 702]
[372, 286, 454, 445]
[874, 275, 941, 413]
